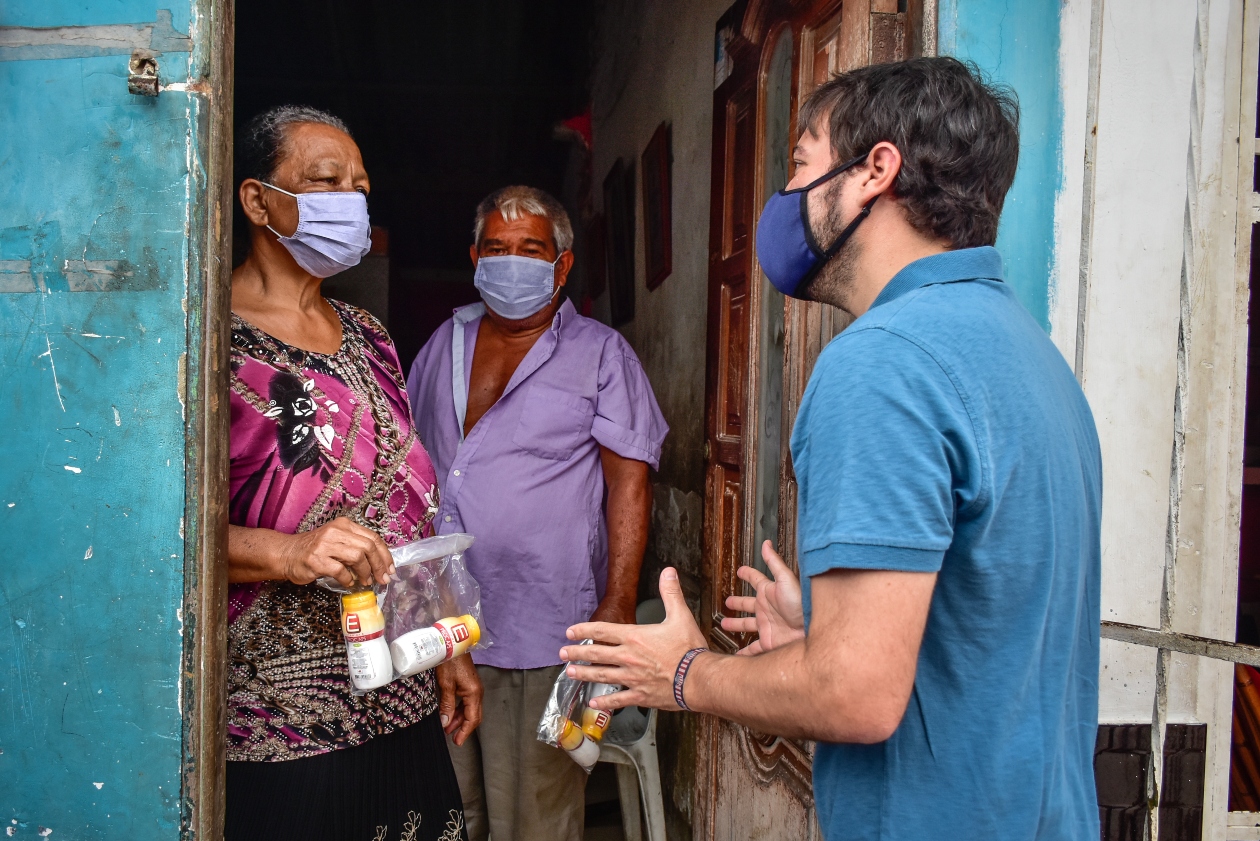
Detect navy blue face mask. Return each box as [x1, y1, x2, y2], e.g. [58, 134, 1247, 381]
[755, 152, 878, 298]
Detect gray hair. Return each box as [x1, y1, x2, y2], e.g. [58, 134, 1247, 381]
[473, 186, 574, 252]
[237, 105, 353, 184]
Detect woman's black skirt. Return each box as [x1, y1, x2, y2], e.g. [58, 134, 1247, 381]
[226, 714, 467, 841]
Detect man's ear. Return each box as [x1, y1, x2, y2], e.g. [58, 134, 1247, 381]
[469, 244, 480, 269]
[554, 250, 575, 288]
[863, 142, 902, 201]
[239, 179, 270, 227]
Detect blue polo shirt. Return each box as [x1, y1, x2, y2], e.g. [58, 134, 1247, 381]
[793, 247, 1101, 841]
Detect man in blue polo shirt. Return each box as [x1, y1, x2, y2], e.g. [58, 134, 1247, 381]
[561, 57, 1102, 840]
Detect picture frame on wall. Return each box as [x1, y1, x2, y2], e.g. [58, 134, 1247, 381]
[641, 122, 673, 291]
[604, 158, 636, 327]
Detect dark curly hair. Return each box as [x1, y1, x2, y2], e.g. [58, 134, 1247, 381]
[798, 57, 1020, 249]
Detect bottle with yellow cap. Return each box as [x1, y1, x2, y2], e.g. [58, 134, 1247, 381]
[580, 682, 620, 741]
[341, 590, 393, 691]
[559, 719, 601, 771]
[389, 614, 481, 676]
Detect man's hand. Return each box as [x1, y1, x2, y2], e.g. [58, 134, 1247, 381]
[721, 540, 806, 655]
[435, 654, 483, 746]
[561, 567, 706, 711]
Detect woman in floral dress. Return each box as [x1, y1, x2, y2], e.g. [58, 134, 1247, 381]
[225, 105, 480, 841]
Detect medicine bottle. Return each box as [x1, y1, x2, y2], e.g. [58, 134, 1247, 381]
[559, 719, 600, 771]
[390, 614, 482, 676]
[341, 590, 393, 691]
[581, 682, 621, 740]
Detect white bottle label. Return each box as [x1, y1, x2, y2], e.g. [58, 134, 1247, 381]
[390, 627, 447, 676]
[342, 603, 392, 691]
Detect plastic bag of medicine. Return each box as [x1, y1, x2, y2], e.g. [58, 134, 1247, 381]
[536, 640, 622, 773]
[380, 533, 490, 680]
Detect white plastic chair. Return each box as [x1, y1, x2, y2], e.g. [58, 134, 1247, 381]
[597, 599, 667, 841]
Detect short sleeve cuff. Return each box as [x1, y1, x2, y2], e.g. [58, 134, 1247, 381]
[592, 416, 662, 470]
[802, 542, 945, 578]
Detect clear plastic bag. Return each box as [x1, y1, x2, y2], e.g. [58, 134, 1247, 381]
[383, 533, 490, 677]
[536, 640, 623, 773]
[323, 532, 489, 695]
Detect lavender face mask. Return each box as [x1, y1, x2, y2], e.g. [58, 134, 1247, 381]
[262, 182, 372, 278]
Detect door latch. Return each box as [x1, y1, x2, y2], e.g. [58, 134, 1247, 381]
[128, 50, 159, 96]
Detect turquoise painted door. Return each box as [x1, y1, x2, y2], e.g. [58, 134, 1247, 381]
[0, 2, 229, 838]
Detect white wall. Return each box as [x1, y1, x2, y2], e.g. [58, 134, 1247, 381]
[1053, 0, 1249, 832]
[590, 0, 733, 586]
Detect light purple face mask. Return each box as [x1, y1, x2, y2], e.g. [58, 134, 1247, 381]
[262, 182, 372, 278]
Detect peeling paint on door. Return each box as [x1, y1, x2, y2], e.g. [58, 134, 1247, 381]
[0, 1, 228, 837]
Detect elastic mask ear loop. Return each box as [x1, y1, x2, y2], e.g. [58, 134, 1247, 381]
[822, 195, 879, 259]
[259, 181, 298, 240]
[259, 181, 298, 198]
[548, 252, 565, 304]
[795, 195, 880, 293]
[782, 152, 869, 196]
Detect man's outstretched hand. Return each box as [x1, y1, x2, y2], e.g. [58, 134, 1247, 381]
[561, 567, 707, 712]
[721, 540, 805, 656]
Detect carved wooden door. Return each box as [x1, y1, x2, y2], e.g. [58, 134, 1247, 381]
[696, 2, 914, 838]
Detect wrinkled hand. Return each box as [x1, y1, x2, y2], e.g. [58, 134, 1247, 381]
[589, 596, 637, 627]
[561, 568, 706, 712]
[280, 517, 395, 589]
[436, 654, 483, 746]
[721, 540, 805, 656]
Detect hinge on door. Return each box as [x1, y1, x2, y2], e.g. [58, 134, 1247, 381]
[704, 440, 711, 461]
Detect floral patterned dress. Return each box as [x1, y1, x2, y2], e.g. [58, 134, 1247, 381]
[227, 300, 441, 763]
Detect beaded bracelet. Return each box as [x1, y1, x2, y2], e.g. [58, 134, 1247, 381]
[673, 647, 708, 711]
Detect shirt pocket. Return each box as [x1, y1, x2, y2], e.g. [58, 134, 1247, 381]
[511, 384, 595, 461]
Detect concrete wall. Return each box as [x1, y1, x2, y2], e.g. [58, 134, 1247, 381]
[590, 0, 729, 597]
[0, 2, 215, 836]
[589, 1, 732, 835]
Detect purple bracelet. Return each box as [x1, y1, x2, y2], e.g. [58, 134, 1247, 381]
[673, 647, 708, 711]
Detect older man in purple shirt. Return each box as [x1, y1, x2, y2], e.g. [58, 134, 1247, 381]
[407, 185, 667, 841]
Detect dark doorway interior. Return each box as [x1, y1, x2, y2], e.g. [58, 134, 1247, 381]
[234, 0, 595, 368]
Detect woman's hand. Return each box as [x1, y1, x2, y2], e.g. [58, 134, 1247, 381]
[436, 655, 483, 746]
[278, 517, 396, 588]
[721, 540, 806, 655]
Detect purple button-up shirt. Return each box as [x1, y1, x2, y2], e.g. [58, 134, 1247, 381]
[407, 299, 668, 669]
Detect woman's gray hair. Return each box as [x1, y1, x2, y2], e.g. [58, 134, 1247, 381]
[237, 105, 353, 184]
[473, 186, 574, 253]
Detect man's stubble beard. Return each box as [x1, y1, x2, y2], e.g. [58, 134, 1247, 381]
[801, 175, 861, 316]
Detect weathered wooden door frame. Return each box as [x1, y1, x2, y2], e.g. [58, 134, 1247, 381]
[182, 0, 233, 837]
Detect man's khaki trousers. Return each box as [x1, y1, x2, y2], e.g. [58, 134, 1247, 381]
[447, 664, 588, 841]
